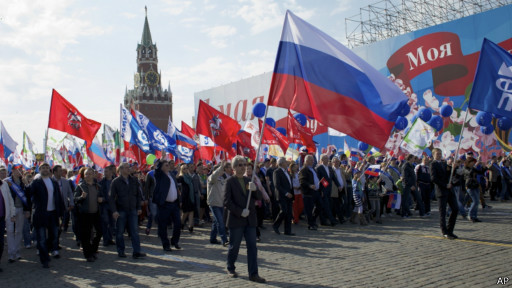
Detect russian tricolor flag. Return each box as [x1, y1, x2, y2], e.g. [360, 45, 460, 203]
[87, 136, 111, 168]
[267, 11, 409, 148]
[0, 121, 18, 162]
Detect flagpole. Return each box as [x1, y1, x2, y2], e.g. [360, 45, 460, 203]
[43, 129, 49, 163]
[448, 108, 470, 184]
[247, 106, 270, 210]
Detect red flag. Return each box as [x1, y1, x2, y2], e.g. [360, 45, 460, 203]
[287, 111, 316, 153]
[181, 121, 196, 139]
[320, 177, 329, 188]
[196, 100, 241, 153]
[48, 89, 101, 147]
[237, 131, 256, 160]
[259, 120, 289, 153]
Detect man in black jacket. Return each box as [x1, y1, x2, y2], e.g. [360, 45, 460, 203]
[224, 155, 265, 283]
[272, 157, 294, 235]
[152, 160, 182, 251]
[26, 163, 65, 268]
[401, 154, 417, 218]
[316, 154, 338, 226]
[430, 148, 458, 239]
[109, 162, 146, 258]
[299, 155, 322, 230]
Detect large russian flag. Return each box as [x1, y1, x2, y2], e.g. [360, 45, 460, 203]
[267, 11, 409, 148]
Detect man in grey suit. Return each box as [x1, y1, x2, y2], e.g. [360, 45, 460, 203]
[224, 156, 265, 283]
[272, 157, 294, 235]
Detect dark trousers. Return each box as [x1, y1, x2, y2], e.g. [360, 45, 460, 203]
[303, 192, 322, 227]
[418, 183, 432, 213]
[100, 205, 115, 245]
[270, 194, 280, 221]
[401, 187, 412, 216]
[79, 212, 102, 258]
[157, 202, 181, 249]
[320, 192, 336, 224]
[331, 196, 344, 222]
[227, 226, 258, 277]
[381, 194, 391, 214]
[438, 191, 459, 235]
[0, 218, 5, 261]
[35, 211, 59, 265]
[273, 198, 293, 234]
[490, 180, 499, 200]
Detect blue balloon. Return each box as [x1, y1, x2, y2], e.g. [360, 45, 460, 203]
[252, 102, 266, 118]
[394, 116, 408, 131]
[358, 141, 368, 152]
[265, 117, 276, 128]
[498, 117, 512, 131]
[428, 115, 443, 131]
[418, 107, 432, 122]
[294, 113, 307, 126]
[476, 111, 492, 126]
[276, 127, 287, 136]
[398, 103, 411, 117]
[480, 125, 494, 135]
[439, 105, 453, 117]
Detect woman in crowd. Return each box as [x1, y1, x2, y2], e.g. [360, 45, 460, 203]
[290, 162, 303, 225]
[178, 164, 195, 233]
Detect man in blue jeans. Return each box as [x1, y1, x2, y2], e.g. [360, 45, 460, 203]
[207, 161, 232, 246]
[224, 156, 265, 283]
[110, 162, 146, 259]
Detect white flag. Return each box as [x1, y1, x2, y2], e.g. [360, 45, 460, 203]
[401, 118, 436, 157]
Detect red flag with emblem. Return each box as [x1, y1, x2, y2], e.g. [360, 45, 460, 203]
[196, 100, 241, 153]
[48, 89, 101, 147]
[237, 131, 256, 160]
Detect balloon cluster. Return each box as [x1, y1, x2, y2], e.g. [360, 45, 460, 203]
[394, 104, 451, 132]
[475, 111, 511, 135]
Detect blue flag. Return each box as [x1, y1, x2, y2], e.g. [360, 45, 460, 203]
[133, 109, 176, 153]
[468, 38, 512, 117]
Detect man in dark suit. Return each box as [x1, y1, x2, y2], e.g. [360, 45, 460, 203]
[315, 154, 338, 226]
[153, 159, 182, 251]
[430, 148, 458, 239]
[265, 158, 280, 221]
[272, 157, 294, 235]
[224, 156, 265, 283]
[26, 163, 65, 268]
[299, 155, 322, 230]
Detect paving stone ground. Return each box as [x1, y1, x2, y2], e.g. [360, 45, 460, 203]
[1, 200, 511, 288]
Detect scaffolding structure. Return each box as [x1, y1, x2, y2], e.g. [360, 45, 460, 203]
[345, 0, 512, 48]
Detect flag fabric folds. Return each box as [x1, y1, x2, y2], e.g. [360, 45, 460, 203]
[103, 124, 117, 164]
[21, 131, 36, 167]
[287, 111, 315, 153]
[196, 100, 241, 153]
[120, 105, 151, 153]
[468, 38, 512, 118]
[259, 120, 290, 154]
[267, 10, 408, 148]
[401, 118, 436, 157]
[87, 136, 111, 168]
[48, 89, 101, 146]
[0, 121, 18, 162]
[132, 109, 176, 153]
[167, 117, 197, 163]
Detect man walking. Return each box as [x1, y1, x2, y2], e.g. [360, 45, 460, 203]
[272, 157, 294, 236]
[109, 162, 146, 259]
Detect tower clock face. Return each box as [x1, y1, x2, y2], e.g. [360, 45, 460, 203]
[145, 71, 159, 86]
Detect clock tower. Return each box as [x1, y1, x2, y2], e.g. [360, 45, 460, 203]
[124, 7, 173, 131]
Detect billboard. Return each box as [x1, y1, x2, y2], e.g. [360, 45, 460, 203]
[195, 5, 512, 159]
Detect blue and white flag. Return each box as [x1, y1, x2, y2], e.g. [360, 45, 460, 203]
[120, 105, 151, 153]
[133, 109, 176, 153]
[167, 117, 197, 163]
[468, 38, 512, 117]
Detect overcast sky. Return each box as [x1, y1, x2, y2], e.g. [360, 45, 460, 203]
[0, 0, 377, 152]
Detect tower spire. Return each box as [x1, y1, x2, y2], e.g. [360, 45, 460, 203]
[141, 6, 153, 47]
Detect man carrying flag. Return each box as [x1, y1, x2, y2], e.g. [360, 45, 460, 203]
[266, 10, 408, 148]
